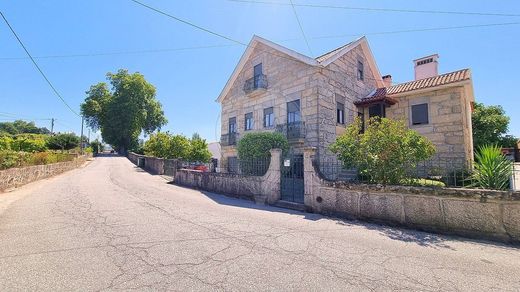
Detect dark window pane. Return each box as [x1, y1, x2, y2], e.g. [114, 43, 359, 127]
[411, 103, 429, 125]
[336, 102, 345, 124]
[369, 104, 383, 118]
[254, 63, 262, 76]
[357, 61, 364, 81]
[245, 112, 253, 130]
[263, 107, 274, 127]
[228, 117, 236, 133]
[287, 100, 301, 123]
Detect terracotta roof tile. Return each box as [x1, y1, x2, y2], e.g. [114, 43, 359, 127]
[355, 69, 470, 106]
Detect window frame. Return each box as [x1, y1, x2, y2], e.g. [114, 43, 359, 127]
[244, 112, 254, 131]
[336, 102, 345, 125]
[357, 60, 364, 81]
[287, 99, 301, 124]
[228, 117, 237, 133]
[368, 103, 385, 119]
[263, 107, 274, 128]
[411, 103, 429, 125]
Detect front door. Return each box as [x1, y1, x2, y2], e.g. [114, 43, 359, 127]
[280, 154, 304, 203]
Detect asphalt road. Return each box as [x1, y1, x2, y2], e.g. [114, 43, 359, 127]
[1, 156, 519, 291]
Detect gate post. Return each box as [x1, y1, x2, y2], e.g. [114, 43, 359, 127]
[263, 148, 282, 204]
[303, 147, 317, 208]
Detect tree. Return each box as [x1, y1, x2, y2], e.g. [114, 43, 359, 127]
[89, 140, 104, 154]
[81, 69, 167, 154]
[188, 133, 212, 162]
[472, 102, 517, 149]
[10, 134, 48, 152]
[237, 132, 289, 159]
[46, 133, 80, 151]
[143, 132, 190, 159]
[330, 118, 436, 185]
[0, 120, 50, 135]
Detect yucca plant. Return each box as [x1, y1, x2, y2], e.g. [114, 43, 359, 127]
[471, 145, 512, 190]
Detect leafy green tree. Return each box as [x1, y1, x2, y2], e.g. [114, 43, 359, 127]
[237, 132, 289, 159]
[81, 69, 167, 154]
[330, 118, 436, 185]
[89, 139, 104, 154]
[10, 134, 48, 152]
[143, 132, 190, 159]
[472, 102, 517, 149]
[46, 133, 80, 151]
[188, 133, 212, 162]
[0, 120, 50, 135]
[470, 145, 512, 190]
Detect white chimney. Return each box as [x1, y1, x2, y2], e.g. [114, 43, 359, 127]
[382, 75, 392, 87]
[414, 54, 439, 80]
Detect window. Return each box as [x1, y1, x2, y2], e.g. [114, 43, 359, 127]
[369, 104, 385, 118]
[357, 61, 364, 81]
[336, 102, 345, 124]
[254, 63, 262, 88]
[264, 107, 274, 128]
[228, 117, 237, 133]
[411, 103, 429, 125]
[245, 112, 253, 130]
[287, 100, 301, 123]
[358, 111, 365, 133]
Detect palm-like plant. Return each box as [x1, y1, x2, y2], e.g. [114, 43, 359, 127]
[471, 145, 512, 190]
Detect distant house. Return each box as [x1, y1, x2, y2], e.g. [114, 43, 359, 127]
[207, 142, 221, 160]
[216, 35, 475, 171]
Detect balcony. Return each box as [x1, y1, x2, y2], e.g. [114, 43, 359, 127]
[221, 133, 239, 146]
[243, 74, 268, 96]
[276, 122, 305, 142]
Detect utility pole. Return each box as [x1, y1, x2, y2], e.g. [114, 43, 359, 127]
[80, 116, 84, 155]
[50, 118, 55, 134]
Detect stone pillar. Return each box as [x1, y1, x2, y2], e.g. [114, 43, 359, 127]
[303, 147, 317, 209]
[263, 148, 282, 204]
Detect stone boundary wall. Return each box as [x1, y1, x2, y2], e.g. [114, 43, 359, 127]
[0, 155, 89, 192]
[174, 149, 281, 204]
[303, 147, 520, 244]
[128, 152, 165, 175]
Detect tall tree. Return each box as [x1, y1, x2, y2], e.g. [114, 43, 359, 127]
[472, 102, 517, 149]
[81, 69, 167, 153]
[0, 120, 50, 135]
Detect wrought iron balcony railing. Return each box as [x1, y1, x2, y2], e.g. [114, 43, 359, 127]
[221, 132, 239, 146]
[243, 74, 268, 94]
[276, 121, 306, 140]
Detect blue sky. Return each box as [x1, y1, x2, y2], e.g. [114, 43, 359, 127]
[1, 0, 519, 142]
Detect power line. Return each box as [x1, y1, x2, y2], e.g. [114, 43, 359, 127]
[0, 44, 239, 61]
[0, 11, 80, 116]
[289, 0, 312, 55]
[228, 0, 520, 17]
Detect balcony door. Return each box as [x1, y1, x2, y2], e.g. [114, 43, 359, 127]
[287, 99, 301, 124]
[228, 117, 237, 133]
[253, 63, 262, 88]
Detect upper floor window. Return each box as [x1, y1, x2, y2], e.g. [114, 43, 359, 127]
[245, 112, 254, 131]
[264, 107, 274, 128]
[287, 99, 301, 124]
[369, 104, 385, 119]
[336, 102, 345, 124]
[357, 61, 364, 81]
[228, 117, 237, 133]
[411, 103, 429, 125]
[253, 63, 263, 88]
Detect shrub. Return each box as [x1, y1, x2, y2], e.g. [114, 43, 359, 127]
[0, 151, 27, 169]
[237, 132, 289, 160]
[11, 134, 47, 152]
[470, 145, 512, 190]
[0, 135, 13, 150]
[89, 140, 104, 154]
[46, 133, 80, 151]
[330, 117, 436, 185]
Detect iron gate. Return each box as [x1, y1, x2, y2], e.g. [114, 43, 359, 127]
[280, 154, 304, 203]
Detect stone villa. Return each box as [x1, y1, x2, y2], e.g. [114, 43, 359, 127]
[217, 35, 475, 171]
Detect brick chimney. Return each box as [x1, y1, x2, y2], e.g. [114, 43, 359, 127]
[382, 75, 392, 88]
[414, 54, 439, 80]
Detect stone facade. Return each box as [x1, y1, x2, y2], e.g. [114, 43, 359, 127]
[218, 37, 381, 168]
[0, 155, 89, 192]
[384, 86, 474, 162]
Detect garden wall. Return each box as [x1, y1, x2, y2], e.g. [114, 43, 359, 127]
[128, 152, 165, 175]
[303, 147, 520, 244]
[0, 155, 90, 192]
[174, 149, 281, 204]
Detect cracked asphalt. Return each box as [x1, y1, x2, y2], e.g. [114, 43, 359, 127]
[1, 156, 520, 291]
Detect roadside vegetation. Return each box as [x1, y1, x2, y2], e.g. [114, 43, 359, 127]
[143, 132, 212, 163]
[0, 121, 90, 170]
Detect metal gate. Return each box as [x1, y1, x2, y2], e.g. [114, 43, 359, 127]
[280, 154, 304, 203]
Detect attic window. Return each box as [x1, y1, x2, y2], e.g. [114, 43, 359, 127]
[417, 58, 433, 66]
[357, 61, 364, 81]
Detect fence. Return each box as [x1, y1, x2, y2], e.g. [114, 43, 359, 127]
[315, 154, 519, 190]
[223, 157, 271, 176]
